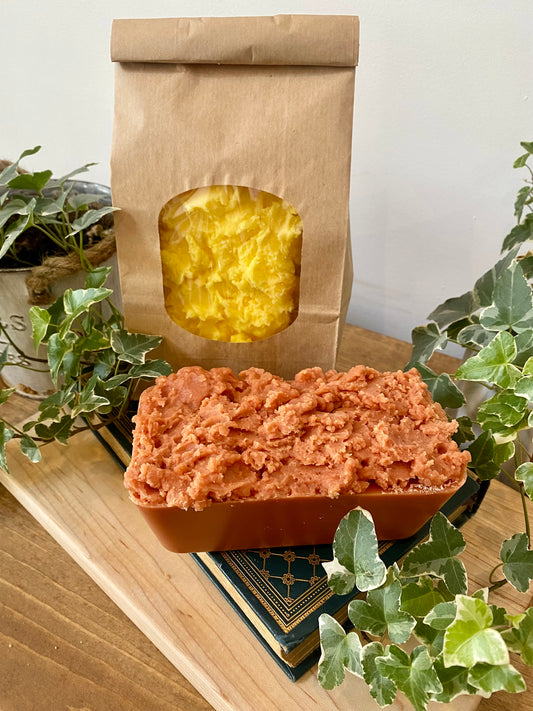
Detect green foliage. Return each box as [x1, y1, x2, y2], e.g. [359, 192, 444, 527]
[0, 268, 171, 472]
[0, 145, 115, 267]
[319, 142, 533, 708]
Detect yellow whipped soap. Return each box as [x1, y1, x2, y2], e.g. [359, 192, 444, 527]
[159, 185, 303, 342]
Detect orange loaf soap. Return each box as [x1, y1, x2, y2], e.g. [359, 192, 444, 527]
[125, 366, 470, 512]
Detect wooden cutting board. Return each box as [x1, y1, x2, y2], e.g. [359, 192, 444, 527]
[2, 426, 515, 711]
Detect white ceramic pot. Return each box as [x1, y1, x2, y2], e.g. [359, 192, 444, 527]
[0, 182, 121, 398]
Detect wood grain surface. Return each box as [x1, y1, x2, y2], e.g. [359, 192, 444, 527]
[1, 324, 532, 711]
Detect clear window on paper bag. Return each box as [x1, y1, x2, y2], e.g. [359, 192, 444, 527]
[159, 185, 303, 343]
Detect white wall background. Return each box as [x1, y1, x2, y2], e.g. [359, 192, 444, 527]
[1, 0, 532, 352]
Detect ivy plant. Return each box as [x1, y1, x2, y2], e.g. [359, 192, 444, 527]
[0, 145, 116, 268]
[318, 141, 533, 708]
[0, 265, 171, 472]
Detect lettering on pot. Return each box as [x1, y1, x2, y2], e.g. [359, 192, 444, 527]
[0, 314, 28, 332]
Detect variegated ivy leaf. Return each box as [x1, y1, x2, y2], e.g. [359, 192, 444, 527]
[375, 644, 442, 711]
[514, 331, 533, 367]
[455, 331, 522, 389]
[0, 386, 16, 406]
[322, 557, 356, 596]
[348, 567, 416, 644]
[405, 322, 447, 369]
[67, 206, 117, 236]
[480, 260, 533, 333]
[47, 331, 77, 385]
[413, 620, 445, 658]
[101, 360, 172, 390]
[500, 533, 533, 593]
[473, 246, 521, 307]
[476, 391, 528, 435]
[19, 434, 41, 463]
[501, 608, 533, 666]
[431, 657, 477, 704]
[468, 663, 526, 696]
[456, 323, 496, 350]
[427, 290, 478, 330]
[110, 330, 163, 365]
[411, 362, 465, 409]
[61, 287, 113, 334]
[400, 512, 467, 595]
[331, 508, 386, 592]
[467, 431, 500, 480]
[401, 576, 454, 618]
[515, 462, 533, 499]
[515, 375, 533, 402]
[361, 641, 397, 707]
[423, 600, 457, 631]
[69, 374, 111, 419]
[502, 213, 533, 252]
[34, 415, 75, 445]
[29, 306, 51, 351]
[0, 422, 14, 473]
[317, 614, 362, 690]
[443, 595, 509, 668]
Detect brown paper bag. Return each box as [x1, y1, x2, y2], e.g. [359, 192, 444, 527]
[110, 15, 358, 378]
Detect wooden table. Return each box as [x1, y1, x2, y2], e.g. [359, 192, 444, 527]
[1, 323, 532, 711]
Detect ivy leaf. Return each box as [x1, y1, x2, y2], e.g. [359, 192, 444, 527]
[110, 330, 162, 365]
[413, 620, 446, 657]
[500, 533, 533, 593]
[84, 266, 113, 289]
[317, 614, 362, 690]
[348, 567, 416, 644]
[101, 360, 172, 389]
[406, 323, 447, 369]
[423, 600, 457, 630]
[29, 306, 51, 351]
[401, 576, 453, 618]
[514, 375, 533, 402]
[375, 645, 442, 711]
[468, 663, 526, 695]
[456, 323, 496, 350]
[19, 434, 41, 463]
[473, 247, 521, 307]
[34, 415, 75, 445]
[331, 508, 386, 593]
[67, 206, 116, 236]
[427, 290, 478, 330]
[501, 608, 533, 666]
[452, 416, 475, 446]
[7, 169, 53, 192]
[0, 145, 41, 186]
[361, 641, 397, 707]
[400, 512, 467, 594]
[322, 557, 356, 596]
[455, 331, 522, 389]
[502, 213, 533, 252]
[47, 332, 76, 385]
[37, 384, 77, 423]
[0, 422, 14, 473]
[480, 260, 533, 333]
[477, 391, 528, 433]
[432, 657, 476, 703]
[515, 462, 533, 499]
[515, 185, 533, 222]
[0, 387, 16, 406]
[70, 374, 111, 418]
[411, 362, 465, 409]
[443, 595, 509, 667]
[60, 287, 112, 338]
[467, 431, 500, 480]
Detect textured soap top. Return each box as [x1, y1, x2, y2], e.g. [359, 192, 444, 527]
[125, 365, 470, 511]
[159, 185, 302, 342]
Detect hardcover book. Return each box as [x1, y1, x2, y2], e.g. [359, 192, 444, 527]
[93, 421, 482, 681]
